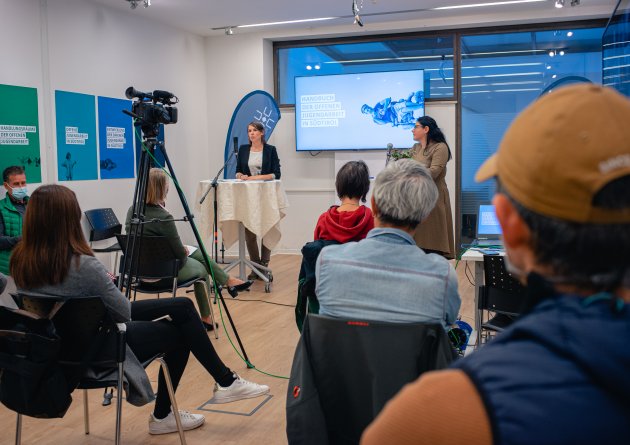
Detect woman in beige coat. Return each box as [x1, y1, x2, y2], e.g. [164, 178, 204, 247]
[410, 116, 455, 259]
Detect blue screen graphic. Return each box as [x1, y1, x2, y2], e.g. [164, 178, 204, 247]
[295, 70, 424, 151]
[477, 204, 502, 237]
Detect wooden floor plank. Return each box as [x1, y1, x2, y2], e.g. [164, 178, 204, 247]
[0, 254, 475, 445]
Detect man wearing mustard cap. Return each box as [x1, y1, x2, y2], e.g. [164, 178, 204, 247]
[362, 84, 630, 445]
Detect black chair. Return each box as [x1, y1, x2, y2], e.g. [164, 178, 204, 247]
[84, 208, 123, 271]
[6, 293, 187, 445]
[116, 234, 218, 338]
[477, 255, 527, 346]
[286, 314, 456, 445]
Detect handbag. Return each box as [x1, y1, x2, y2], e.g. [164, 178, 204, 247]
[0, 306, 72, 418]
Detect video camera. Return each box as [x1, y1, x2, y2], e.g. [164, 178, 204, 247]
[125, 86, 178, 136]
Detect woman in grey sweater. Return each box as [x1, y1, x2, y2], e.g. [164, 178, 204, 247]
[10, 185, 269, 435]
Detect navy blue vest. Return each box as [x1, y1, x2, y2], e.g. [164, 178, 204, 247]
[453, 294, 630, 445]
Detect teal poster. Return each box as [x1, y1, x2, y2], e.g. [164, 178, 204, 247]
[98, 96, 134, 179]
[55, 90, 98, 181]
[0, 84, 42, 182]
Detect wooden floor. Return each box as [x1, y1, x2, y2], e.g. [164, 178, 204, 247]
[0, 254, 476, 445]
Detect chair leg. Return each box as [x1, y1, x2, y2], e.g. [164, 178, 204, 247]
[205, 278, 219, 339]
[83, 389, 90, 435]
[15, 413, 22, 445]
[115, 362, 124, 445]
[156, 357, 187, 445]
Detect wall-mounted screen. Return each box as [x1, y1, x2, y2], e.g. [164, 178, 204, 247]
[295, 70, 424, 151]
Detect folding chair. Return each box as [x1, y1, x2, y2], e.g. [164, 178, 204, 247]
[477, 255, 527, 346]
[84, 208, 123, 272]
[6, 293, 188, 445]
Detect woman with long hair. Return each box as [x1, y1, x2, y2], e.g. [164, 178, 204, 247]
[11, 184, 269, 435]
[126, 168, 252, 330]
[410, 116, 455, 259]
[235, 121, 281, 279]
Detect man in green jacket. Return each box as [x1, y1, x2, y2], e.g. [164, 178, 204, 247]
[0, 166, 29, 275]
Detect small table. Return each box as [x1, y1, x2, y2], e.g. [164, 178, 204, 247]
[195, 179, 289, 290]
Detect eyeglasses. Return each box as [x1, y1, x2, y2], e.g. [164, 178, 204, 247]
[414, 124, 422, 128]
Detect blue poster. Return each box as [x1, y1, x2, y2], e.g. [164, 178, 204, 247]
[55, 90, 97, 181]
[97, 96, 134, 179]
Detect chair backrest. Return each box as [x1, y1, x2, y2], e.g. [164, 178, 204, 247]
[116, 234, 180, 281]
[286, 314, 455, 445]
[84, 208, 122, 242]
[17, 293, 112, 363]
[480, 255, 527, 314]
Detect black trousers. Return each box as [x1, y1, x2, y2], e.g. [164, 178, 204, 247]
[126, 298, 233, 417]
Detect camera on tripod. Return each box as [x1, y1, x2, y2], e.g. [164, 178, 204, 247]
[125, 86, 178, 135]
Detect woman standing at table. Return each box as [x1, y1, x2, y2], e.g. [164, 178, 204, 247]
[410, 116, 455, 259]
[235, 121, 281, 278]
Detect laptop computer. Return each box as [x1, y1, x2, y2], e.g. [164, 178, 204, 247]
[474, 204, 503, 247]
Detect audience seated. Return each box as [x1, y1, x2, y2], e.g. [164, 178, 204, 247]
[296, 160, 376, 331]
[314, 160, 374, 243]
[11, 184, 269, 435]
[362, 85, 630, 445]
[316, 159, 460, 328]
[125, 168, 252, 330]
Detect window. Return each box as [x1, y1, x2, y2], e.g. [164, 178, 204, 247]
[275, 36, 455, 106]
[459, 26, 604, 242]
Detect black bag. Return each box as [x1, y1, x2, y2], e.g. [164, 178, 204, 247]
[0, 306, 72, 418]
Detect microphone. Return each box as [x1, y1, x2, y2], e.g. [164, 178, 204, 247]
[233, 137, 239, 155]
[386, 143, 393, 166]
[153, 89, 178, 105]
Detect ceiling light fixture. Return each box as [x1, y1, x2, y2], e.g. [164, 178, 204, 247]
[233, 17, 338, 29]
[352, 0, 364, 27]
[225, 27, 234, 35]
[126, 0, 150, 9]
[434, 0, 545, 10]
[555, 0, 565, 8]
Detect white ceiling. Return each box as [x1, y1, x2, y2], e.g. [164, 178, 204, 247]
[86, 0, 614, 37]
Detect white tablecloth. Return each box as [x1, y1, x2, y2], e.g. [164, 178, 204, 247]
[195, 179, 289, 250]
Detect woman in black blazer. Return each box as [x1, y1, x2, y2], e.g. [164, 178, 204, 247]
[235, 121, 281, 278]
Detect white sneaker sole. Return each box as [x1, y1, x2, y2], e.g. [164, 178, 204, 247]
[149, 417, 205, 435]
[210, 387, 270, 404]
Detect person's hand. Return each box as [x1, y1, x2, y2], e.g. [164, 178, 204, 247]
[185, 246, 190, 256]
[240, 174, 249, 180]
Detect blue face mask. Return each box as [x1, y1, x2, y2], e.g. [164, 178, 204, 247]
[10, 186, 28, 201]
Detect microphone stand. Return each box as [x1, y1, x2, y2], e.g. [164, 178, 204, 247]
[199, 149, 236, 262]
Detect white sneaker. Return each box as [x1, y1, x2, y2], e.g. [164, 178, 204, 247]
[149, 410, 205, 435]
[211, 373, 270, 404]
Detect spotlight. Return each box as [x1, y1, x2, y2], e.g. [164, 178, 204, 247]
[559, 50, 565, 56]
[552, 74, 557, 79]
[306, 65, 313, 70]
[128, 0, 138, 9]
[352, 0, 364, 27]
[549, 50, 555, 57]
[314, 64, 321, 70]
[567, 31, 573, 37]
[555, 0, 565, 8]
[144, 0, 151, 8]
[570, 0, 580, 6]
[225, 27, 234, 35]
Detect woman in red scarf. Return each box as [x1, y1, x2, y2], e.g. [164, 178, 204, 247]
[314, 161, 374, 243]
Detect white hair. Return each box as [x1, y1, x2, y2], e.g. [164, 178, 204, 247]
[373, 159, 438, 228]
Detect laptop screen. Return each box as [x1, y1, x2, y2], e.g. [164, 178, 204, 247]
[477, 204, 502, 239]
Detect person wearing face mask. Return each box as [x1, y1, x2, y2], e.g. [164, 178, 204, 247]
[0, 166, 28, 275]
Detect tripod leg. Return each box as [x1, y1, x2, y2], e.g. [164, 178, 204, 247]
[157, 142, 251, 364]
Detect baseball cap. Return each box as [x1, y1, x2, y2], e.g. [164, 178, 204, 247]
[476, 84, 630, 224]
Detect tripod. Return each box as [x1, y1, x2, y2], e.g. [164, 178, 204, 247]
[118, 125, 251, 364]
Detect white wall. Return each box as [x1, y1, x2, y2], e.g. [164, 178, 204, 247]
[1, 0, 210, 264]
[1, 0, 610, 257]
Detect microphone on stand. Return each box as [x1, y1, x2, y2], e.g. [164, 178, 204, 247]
[233, 137, 239, 158]
[386, 143, 394, 166]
